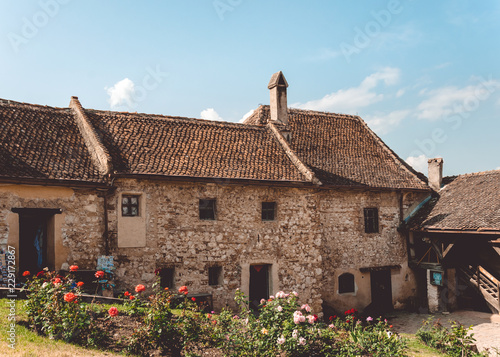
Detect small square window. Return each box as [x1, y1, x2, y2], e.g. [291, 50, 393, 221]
[199, 199, 216, 220]
[208, 266, 222, 286]
[338, 273, 355, 294]
[159, 268, 175, 289]
[262, 202, 276, 221]
[122, 195, 140, 217]
[364, 208, 379, 233]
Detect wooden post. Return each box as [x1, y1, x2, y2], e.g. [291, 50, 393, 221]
[497, 281, 500, 310]
[476, 266, 480, 289]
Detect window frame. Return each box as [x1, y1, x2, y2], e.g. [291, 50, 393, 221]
[261, 201, 277, 221]
[363, 207, 379, 233]
[122, 194, 140, 217]
[338, 273, 355, 294]
[208, 266, 222, 286]
[199, 199, 216, 220]
[159, 267, 175, 289]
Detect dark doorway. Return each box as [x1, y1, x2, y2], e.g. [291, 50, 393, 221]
[13, 208, 61, 274]
[249, 264, 270, 311]
[19, 214, 49, 273]
[370, 270, 393, 312]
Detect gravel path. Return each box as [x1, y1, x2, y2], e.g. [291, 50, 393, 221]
[388, 310, 500, 355]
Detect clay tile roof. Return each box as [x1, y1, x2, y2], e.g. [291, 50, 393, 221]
[84, 109, 306, 182]
[0, 99, 105, 183]
[411, 170, 500, 232]
[245, 106, 429, 190]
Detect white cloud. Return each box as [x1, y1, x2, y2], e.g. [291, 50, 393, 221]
[106, 78, 136, 109]
[406, 154, 429, 173]
[239, 109, 255, 123]
[416, 79, 500, 121]
[200, 108, 223, 121]
[365, 110, 409, 135]
[293, 67, 400, 113]
[396, 89, 405, 98]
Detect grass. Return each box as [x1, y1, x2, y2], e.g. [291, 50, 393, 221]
[402, 333, 448, 357]
[0, 298, 126, 357]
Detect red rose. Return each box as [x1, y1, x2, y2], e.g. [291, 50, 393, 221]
[69, 265, 79, 272]
[129, 295, 135, 300]
[22, 271, 30, 277]
[124, 291, 130, 297]
[64, 292, 77, 302]
[207, 313, 212, 319]
[53, 278, 62, 285]
[191, 297, 196, 302]
[178, 286, 188, 294]
[108, 307, 118, 317]
[313, 314, 319, 322]
[135, 284, 146, 293]
[154, 268, 161, 275]
[77, 281, 84, 287]
[95, 271, 105, 279]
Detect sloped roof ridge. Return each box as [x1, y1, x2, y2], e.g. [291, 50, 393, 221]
[0, 98, 69, 111]
[288, 106, 362, 120]
[354, 115, 429, 189]
[86, 108, 267, 131]
[453, 168, 500, 178]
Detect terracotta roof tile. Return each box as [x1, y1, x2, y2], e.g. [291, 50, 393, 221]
[411, 170, 500, 231]
[0, 99, 104, 183]
[84, 109, 307, 182]
[0, 97, 431, 190]
[246, 106, 429, 190]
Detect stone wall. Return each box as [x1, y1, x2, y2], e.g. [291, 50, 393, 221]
[109, 178, 427, 313]
[0, 184, 105, 274]
[109, 179, 324, 312]
[0, 180, 427, 314]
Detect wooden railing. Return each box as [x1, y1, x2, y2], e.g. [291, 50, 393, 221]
[459, 264, 500, 313]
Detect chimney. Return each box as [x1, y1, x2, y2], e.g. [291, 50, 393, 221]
[428, 158, 444, 191]
[268, 71, 289, 125]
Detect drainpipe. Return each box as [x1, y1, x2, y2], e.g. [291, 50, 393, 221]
[97, 188, 111, 256]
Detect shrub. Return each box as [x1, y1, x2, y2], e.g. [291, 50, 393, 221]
[23, 268, 107, 346]
[212, 290, 407, 357]
[126, 280, 212, 356]
[416, 317, 487, 357]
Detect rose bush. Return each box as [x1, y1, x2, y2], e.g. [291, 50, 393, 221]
[23, 268, 409, 356]
[23, 269, 106, 346]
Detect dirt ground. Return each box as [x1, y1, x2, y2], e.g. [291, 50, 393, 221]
[388, 310, 500, 356]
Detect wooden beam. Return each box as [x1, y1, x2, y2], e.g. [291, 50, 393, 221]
[442, 243, 455, 258]
[430, 241, 444, 261]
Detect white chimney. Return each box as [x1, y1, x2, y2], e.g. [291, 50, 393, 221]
[428, 158, 444, 191]
[268, 71, 288, 125]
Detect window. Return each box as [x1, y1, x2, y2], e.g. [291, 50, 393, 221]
[122, 195, 140, 216]
[338, 273, 355, 294]
[364, 207, 379, 233]
[208, 266, 222, 286]
[199, 199, 216, 220]
[261, 202, 276, 221]
[159, 268, 175, 289]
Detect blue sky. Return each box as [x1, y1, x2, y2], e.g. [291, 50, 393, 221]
[1, 0, 499, 177]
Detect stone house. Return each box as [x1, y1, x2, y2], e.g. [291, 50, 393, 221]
[405, 159, 500, 314]
[0, 72, 431, 314]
